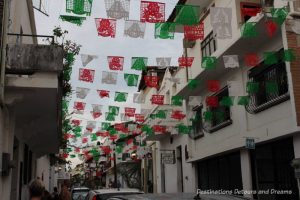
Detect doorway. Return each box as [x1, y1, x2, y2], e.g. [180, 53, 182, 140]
[176, 146, 183, 192]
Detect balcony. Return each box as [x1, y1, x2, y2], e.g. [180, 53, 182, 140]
[6, 44, 63, 74]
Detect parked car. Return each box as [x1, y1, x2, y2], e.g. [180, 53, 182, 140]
[105, 193, 255, 200]
[85, 188, 144, 200]
[72, 187, 90, 200]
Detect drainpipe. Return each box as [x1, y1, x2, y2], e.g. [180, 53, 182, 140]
[0, 0, 9, 106]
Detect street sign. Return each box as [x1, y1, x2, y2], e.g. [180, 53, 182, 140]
[162, 152, 175, 164]
[245, 138, 255, 149]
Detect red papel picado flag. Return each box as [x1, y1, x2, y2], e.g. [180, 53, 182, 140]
[178, 57, 194, 67]
[144, 75, 159, 88]
[79, 68, 95, 83]
[71, 119, 81, 126]
[74, 102, 86, 112]
[151, 95, 164, 105]
[114, 123, 125, 131]
[184, 22, 204, 40]
[135, 114, 145, 123]
[140, 1, 165, 23]
[95, 18, 117, 38]
[171, 110, 186, 120]
[206, 96, 219, 108]
[125, 107, 136, 117]
[97, 90, 110, 98]
[107, 56, 124, 71]
[101, 146, 112, 155]
[152, 125, 167, 133]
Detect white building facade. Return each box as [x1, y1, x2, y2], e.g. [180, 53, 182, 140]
[140, 0, 300, 199]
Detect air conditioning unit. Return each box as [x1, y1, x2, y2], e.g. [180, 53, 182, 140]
[183, 38, 196, 48]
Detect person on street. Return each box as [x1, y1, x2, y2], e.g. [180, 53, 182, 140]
[51, 187, 59, 200]
[59, 181, 71, 200]
[29, 179, 45, 200]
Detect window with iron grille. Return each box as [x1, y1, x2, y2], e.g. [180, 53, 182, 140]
[189, 106, 204, 139]
[205, 87, 232, 133]
[246, 49, 289, 113]
[201, 31, 217, 58]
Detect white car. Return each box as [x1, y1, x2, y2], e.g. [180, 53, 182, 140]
[85, 188, 144, 200]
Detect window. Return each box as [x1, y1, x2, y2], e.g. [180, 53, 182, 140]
[201, 32, 217, 58]
[206, 87, 232, 133]
[189, 106, 204, 139]
[246, 49, 289, 113]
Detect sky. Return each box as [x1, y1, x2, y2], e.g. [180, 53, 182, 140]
[34, 0, 184, 167]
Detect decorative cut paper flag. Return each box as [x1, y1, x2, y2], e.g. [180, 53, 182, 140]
[114, 92, 128, 102]
[244, 53, 259, 67]
[142, 125, 154, 135]
[86, 121, 96, 132]
[82, 137, 88, 143]
[246, 81, 259, 94]
[60, 15, 86, 26]
[81, 54, 98, 67]
[203, 111, 213, 122]
[263, 52, 278, 65]
[131, 57, 148, 71]
[141, 109, 151, 115]
[79, 68, 95, 83]
[101, 146, 112, 154]
[124, 74, 139, 86]
[271, 8, 288, 25]
[171, 96, 183, 106]
[107, 56, 124, 71]
[154, 22, 176, 39]
[188, 79, 200, 90]
[95, 18, 117, 38]
[108, 106, 120, 116]
[189, 96, 202, 107]
[206, 96, 219, 107]
[128, 124, 137, 131]
[284, 49, 296, 62]
[266, 81, 279, 94]
[156, 57, 171, 68]
[152, 125, 166, 133]
[120, 113, 130, 121]
[97, 90, 110, 98]
[71, 119, 81, 126]
[91, 104, 102, 119]
[104, 0, 130, 20]
[237, 96, 250, 106]
[101, 122, 111, 130]
[265, 20, 278, 38]
[114, 123, 125, 131]
[210, 7, 232, 39]
[144, 75, 158, 88]
[176, 124, 191, 134]
[91, 134, 97, 141]
[220, 96, 234, 107]
[184, 22, 204, 40]
[124, 20, 146, 38]
[135, 114, 145, 123]
[74, 101, 86, 114]
[76, 87, 90, 99]
[207, 80, 220, 92]
[202, 57, 217, 70]
[241, 22, 257, 38]
[228, 81, 243, 96]
[171, 110, 186, 120]
[156, 110, 167, 119]
[175, 5, 199, 25]
[102, 71, 118, 85]
[133, 93, 146, 104]
[66, 0, 93, 16]
[241, 7, 261, 17]
[215, 111, 225, 123]
[151, 95, 164, 105]
[105, 112, 116, 121]
[178, 57, 194, 67]
[140, 1, 165, 23]
[223, 55, 239, 68]
[125, 107, 136, 117]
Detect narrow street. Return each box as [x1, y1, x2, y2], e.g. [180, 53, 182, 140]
[0, 0, 300, 200]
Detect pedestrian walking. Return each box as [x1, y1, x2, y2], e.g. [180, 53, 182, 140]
[51, 187, 59, 200]
[59, 181, 71, 200]
[29, 179, 45, 200]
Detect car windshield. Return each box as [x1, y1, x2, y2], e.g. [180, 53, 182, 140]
[72, 190, 89, 200]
